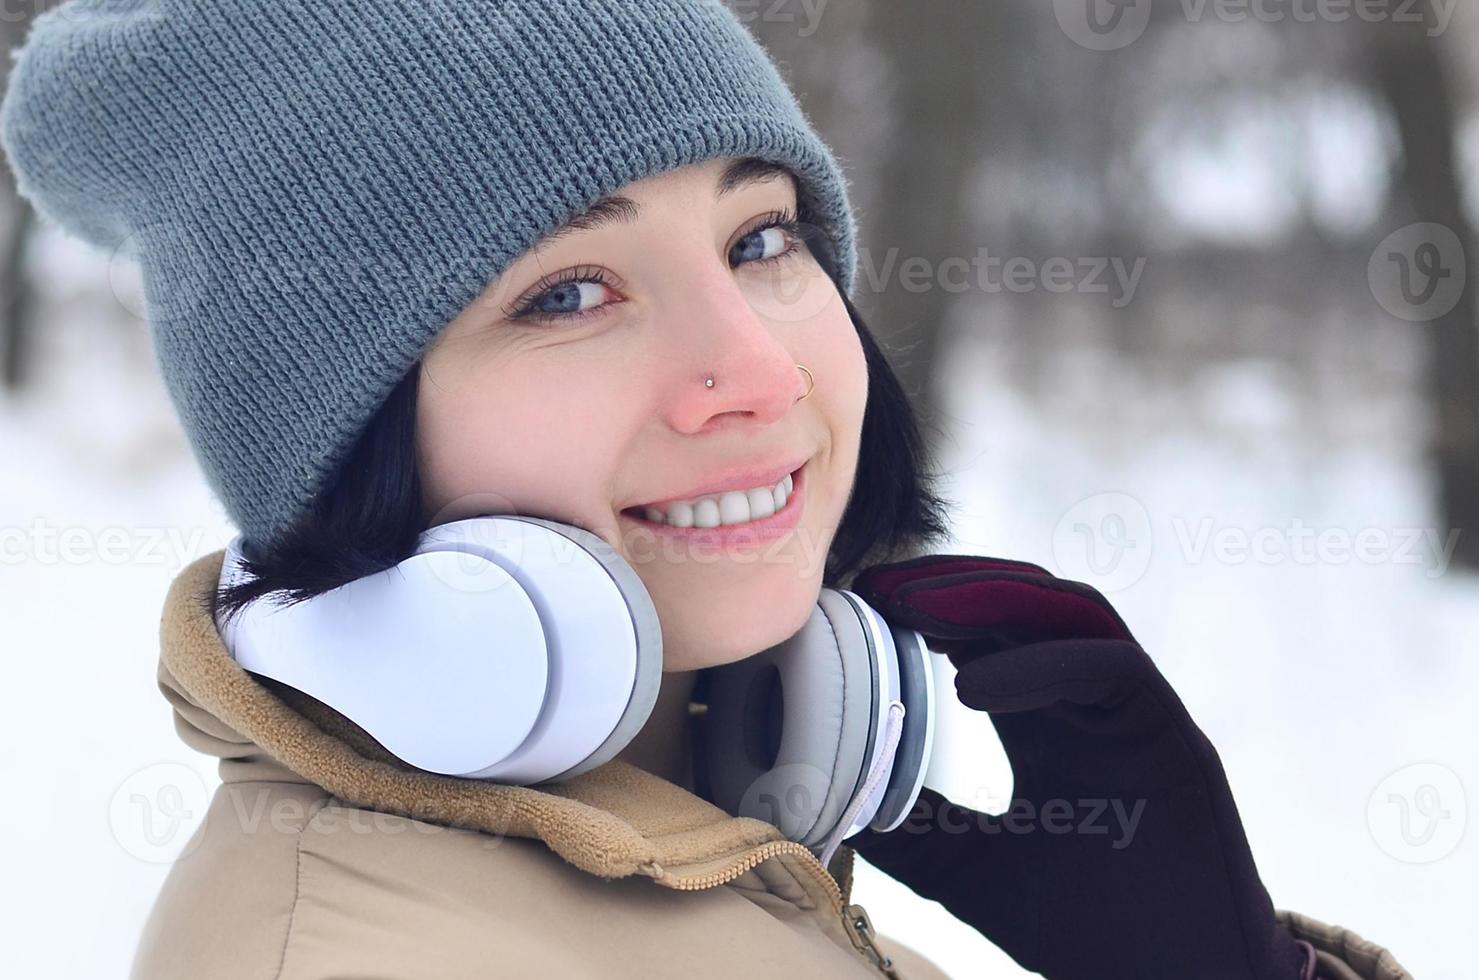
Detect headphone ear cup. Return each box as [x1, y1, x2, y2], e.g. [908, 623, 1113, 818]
[454, 516, 663, 784]
[216, 539, 552, 779]
[215, 515, 662, 786]
[699, 590, 879, 848]
[696, 589, 936, 851]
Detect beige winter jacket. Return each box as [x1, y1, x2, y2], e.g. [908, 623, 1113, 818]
[129, 551, 1412, 979]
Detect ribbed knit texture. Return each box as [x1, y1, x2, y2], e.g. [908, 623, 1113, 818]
[0, 0, 859, 549]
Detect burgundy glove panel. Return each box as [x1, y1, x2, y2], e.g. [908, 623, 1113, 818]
[853, 556, 1135, 657]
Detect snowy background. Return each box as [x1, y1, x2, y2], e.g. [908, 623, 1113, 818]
[3, 223, 1470, 979]
[5, 4, 1477, 977]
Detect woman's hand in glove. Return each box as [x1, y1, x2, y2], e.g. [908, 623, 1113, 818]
[846, 555, 1312, 980]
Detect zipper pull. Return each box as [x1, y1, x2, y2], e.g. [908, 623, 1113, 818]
[842, 902, 900, 978]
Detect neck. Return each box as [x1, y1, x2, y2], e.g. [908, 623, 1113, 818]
[613, 668, 700, 791]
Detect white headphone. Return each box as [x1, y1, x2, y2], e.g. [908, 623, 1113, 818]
[214, 515, 934, 864]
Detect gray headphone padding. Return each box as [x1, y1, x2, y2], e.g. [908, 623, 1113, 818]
[819, 590, 881, 846]
[495, 517, 665, 784]
[701, 588, 879, 847]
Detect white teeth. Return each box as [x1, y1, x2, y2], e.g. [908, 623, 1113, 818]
[693, 498, 721, 528]
[746, 487, 775, 520]
[635, 472, 795, 528]
[718, 491, 749, 524]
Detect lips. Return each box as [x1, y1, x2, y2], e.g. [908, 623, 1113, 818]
[619, 460, 808, 542]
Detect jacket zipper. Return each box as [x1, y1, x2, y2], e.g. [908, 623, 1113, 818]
[650, 841, 902, 978]
[680, 701, 901, 977]
[828, 846, 901, 974]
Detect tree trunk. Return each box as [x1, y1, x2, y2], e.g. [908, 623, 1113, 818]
[0, 8, 38, 392]
[860, 0, 1002, 434]
[1366, 15, 1479, 570]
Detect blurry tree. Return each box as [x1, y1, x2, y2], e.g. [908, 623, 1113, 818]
[854, 0, 1007, 431]
[751, 0, 1009, 435]
[1366, 12, 1479, 569]
[0, 6, 39, 391]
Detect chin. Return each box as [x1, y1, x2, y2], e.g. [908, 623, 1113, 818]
[667, 591, 818, 672]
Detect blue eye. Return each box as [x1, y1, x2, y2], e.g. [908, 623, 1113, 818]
[506, 209, 807, 325]
[730, 209, 806, 267]
[506, 264, 617, 325]
[527, 280, 605, 318]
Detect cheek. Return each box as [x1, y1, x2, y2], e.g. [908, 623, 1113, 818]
[812, 302, 869, 434]
[788, 300, 867, 541]
[416, 383, 536, 521]
[415, 360, 630, 525]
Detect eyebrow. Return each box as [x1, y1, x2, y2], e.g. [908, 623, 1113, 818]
[532, 158, 799, 251]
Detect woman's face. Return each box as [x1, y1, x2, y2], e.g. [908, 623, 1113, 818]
[415, 156, 868, 672]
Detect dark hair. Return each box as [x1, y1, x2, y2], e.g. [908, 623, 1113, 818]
[213, 212, 956, 624]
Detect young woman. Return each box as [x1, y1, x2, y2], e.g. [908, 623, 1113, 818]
[2, 1, 1410, 977]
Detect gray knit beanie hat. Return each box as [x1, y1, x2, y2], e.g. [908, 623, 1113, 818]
[0, 0, 858, 550]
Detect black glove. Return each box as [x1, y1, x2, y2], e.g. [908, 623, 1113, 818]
[846, 555, 1309, 980]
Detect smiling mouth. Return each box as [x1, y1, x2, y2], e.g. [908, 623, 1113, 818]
[621, 462, 806, 529]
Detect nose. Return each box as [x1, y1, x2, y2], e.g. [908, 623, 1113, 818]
[662, 262, 810, 435]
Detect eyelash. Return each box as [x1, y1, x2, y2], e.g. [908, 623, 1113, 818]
[505, 207, 807, 325]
